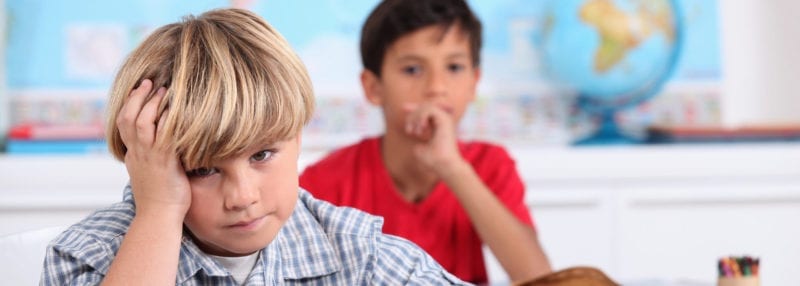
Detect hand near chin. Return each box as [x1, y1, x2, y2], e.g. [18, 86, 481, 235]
[403, 103, 466, 174]
[117, 79, 191, 218]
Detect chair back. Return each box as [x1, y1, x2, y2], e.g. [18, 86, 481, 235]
[0, 226, 67, 285]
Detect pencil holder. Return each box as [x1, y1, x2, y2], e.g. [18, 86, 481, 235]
[717, 276, 759, 286]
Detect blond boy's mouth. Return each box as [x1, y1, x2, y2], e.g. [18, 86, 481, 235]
[227, 214, 268, 230]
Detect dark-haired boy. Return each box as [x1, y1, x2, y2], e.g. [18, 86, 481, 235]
[300, 0, 552, 284]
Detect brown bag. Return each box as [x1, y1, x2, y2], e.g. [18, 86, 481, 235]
[513, 266, 620, 286]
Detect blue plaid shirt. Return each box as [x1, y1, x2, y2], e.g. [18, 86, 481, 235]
[40, 186, 469, 285]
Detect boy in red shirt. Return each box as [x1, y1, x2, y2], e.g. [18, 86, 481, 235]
[300, 0, 552, 284]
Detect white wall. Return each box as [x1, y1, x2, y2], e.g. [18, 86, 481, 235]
[719, 0, 800, 127]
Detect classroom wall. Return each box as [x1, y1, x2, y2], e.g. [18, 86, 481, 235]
[719, 0, 800, 127]
[7, 1, 800, 146]
[0, 0, 724, 147]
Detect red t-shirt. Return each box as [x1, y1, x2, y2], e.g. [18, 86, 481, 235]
[299, 137, 533, 284]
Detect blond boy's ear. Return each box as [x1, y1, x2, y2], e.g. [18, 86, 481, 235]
[295, 133, 302, 159]
[360, 70, 383, 106]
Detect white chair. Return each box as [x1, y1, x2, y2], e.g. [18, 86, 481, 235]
[0, 226, 67, 285]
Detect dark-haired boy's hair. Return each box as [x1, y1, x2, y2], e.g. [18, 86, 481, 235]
[360, 0, 483, 77]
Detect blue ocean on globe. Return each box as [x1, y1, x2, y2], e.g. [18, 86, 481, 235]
[542, 0, 681, 113]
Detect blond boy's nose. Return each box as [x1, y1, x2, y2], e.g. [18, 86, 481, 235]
[224, 178, 259, 210]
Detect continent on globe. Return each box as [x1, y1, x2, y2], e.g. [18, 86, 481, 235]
[579, 0, 674, 73]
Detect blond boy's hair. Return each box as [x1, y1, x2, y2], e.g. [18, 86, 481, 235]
[106, 8, 314, 169]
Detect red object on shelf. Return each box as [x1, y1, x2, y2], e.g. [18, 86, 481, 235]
[8, 123, 105, 140]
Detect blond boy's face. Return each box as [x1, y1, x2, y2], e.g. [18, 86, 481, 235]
[365, 24, 480, 138]
[182, 136, 301, 256]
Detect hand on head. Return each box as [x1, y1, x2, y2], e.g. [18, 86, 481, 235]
[117, 79, 191, 218]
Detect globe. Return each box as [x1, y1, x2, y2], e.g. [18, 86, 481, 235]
[541, 0, 682, 144]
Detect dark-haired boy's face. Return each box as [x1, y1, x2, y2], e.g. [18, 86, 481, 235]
[364, 24, 480, 138]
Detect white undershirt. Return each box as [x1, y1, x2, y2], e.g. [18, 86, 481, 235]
[209, 252, 260, 285]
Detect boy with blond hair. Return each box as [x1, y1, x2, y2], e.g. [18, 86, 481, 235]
[300, 0, 552, 284]
[40, 8, 467, 285]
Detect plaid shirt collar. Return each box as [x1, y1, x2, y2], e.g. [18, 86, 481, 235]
[172, 190, 343, 283]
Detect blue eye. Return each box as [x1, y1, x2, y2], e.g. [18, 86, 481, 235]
[186, 167, 218, 178]
[251, 150, 275, 162]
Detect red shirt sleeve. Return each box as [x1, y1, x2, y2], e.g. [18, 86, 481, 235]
[469, 144, 535, 228]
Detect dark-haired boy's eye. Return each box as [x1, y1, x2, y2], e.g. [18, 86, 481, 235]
[251, 149, 275, 162]
[403, 65, 421, 75]
[448, 63, 465, 73]
[186, 167, 218, 178]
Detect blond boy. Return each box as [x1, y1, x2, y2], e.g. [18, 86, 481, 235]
[40, 8, 467, 285]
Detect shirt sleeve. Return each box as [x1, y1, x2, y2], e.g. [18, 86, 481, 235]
[479, 146, 535, 227]
[40, 229, 112, 286]
[40, 245, 105, 286]
[369, 234, 470, 285]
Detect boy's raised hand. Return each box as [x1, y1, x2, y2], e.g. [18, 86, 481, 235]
[117, 79, 191, 219]
[403, 102, 466, 174]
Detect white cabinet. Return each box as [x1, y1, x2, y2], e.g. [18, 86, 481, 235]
[502, 144, 800, 285]
[2, 143, 799, 285]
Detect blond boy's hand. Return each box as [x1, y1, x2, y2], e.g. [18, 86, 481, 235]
[403, 102, 467, 175]
[117, 79, 191, 219]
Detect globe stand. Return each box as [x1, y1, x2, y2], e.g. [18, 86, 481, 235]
[573, 112, 638, 145]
